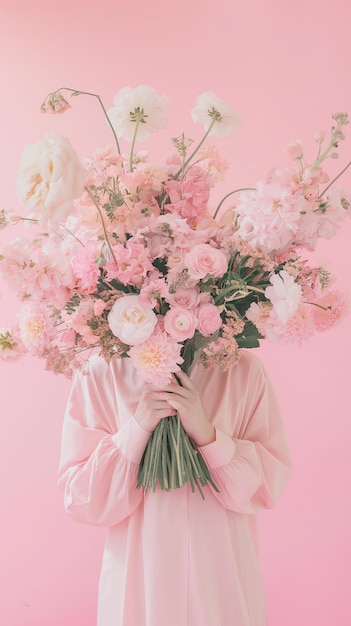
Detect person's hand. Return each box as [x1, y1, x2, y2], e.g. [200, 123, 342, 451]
[159, 370, 216, 447]
[134, 383, 177, 433]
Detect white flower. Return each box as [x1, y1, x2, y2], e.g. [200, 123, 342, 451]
[107, 86, 169, 143]
[191, 92, 240, 137]
[108, 295, 157, 345]
[265, 270, 302, 324]
[16, 132, 86, 228]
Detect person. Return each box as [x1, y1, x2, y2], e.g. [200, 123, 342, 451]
[58, 349, 291, 626]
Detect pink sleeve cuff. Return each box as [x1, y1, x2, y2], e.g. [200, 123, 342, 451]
[198, 428, 236, 469]
[112, 416, 151, 464]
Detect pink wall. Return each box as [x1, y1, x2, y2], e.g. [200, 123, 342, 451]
[1, 1, 350, 624]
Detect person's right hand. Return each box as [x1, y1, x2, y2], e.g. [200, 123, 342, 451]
[134, 384, 176, 433]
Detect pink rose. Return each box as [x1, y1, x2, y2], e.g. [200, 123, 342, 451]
[164, 307, 198, 342]
[184, 243, 228, 280]
[166, 287, 200, 309]
[196, 303, 222, 337]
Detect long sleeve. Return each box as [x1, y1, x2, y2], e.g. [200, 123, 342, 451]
[58, 356, 151, 527]
[197, 353, 292, 514]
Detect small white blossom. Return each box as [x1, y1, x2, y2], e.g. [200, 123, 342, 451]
[191, 92, 240, 137]
[107, 85, 169, 143]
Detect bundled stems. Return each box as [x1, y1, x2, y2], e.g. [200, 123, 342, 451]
[137, 414, 219, 499]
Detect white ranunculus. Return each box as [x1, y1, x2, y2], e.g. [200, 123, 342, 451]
[191, 92, 240, 137]
[16, 131, 86, 228]
[265, 270, 302, 324]
[108, 295, 157, 345]
[107, 85, 169, 143]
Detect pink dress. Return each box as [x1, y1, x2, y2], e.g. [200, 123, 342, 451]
[59, 350, 291, 626]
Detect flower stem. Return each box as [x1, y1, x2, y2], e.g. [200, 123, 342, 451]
[213, 188, 256, 219]
[173, 117, 218, 180]
[84, 186, 118, 266]
[319, 160, 351, 198]
[129, 118, 141, 172]
[52, 87, 122, 155]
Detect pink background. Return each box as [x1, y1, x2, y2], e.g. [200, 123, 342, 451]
[1, 1, 350, 625]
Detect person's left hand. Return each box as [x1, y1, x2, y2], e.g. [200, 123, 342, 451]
[159, 370, 216, 447]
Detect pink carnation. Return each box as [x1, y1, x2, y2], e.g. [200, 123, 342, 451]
[312, 291, 348, 331]
[128, 330, 183, 387]
[164, 307, 198, 341]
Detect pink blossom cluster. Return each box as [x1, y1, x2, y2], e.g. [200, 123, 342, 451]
[0, 86, 349, 379]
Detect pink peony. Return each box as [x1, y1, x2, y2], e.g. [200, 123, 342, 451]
[184, 243, 228, 280]
[196, 302, 222, 337]
[128, 330, 183, 387]
[164, 307, 198, 342]
[108, 295, 157, 345]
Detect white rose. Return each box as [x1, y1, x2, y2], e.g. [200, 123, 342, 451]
[16, 131, 86, 228]
[108, 295, 157, 345]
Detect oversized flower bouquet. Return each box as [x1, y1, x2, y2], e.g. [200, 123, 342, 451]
[0, 85, 350, 497]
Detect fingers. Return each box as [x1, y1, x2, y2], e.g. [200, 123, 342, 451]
[173, 370, 193, 390]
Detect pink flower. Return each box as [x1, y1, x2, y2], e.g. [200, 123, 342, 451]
[165, 166, 211, 226]
[312, 291, 348, 331]
[285, 140, 304, 161]
[128, 330, 183, 387]
[265, 270, 302, 323]
[0, 237, 32, 293]
[17, 302, 55, 356]
[138, 278, 168, 308]
[184, 243, 228, 280]
[93, 299, 107, 315]
[72, 241, 100, 293]
[106, 240, 154, 287]
[196, 303, 222, 337]
[201, 333, 240, 370]
[0, 326, 25, 361]
[164, 307, 198, 341]
[279, 304, 315, 345]
[166, 287, 201, 309]
[235, 181, 303, 252]
[108, 295, 157, 345]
